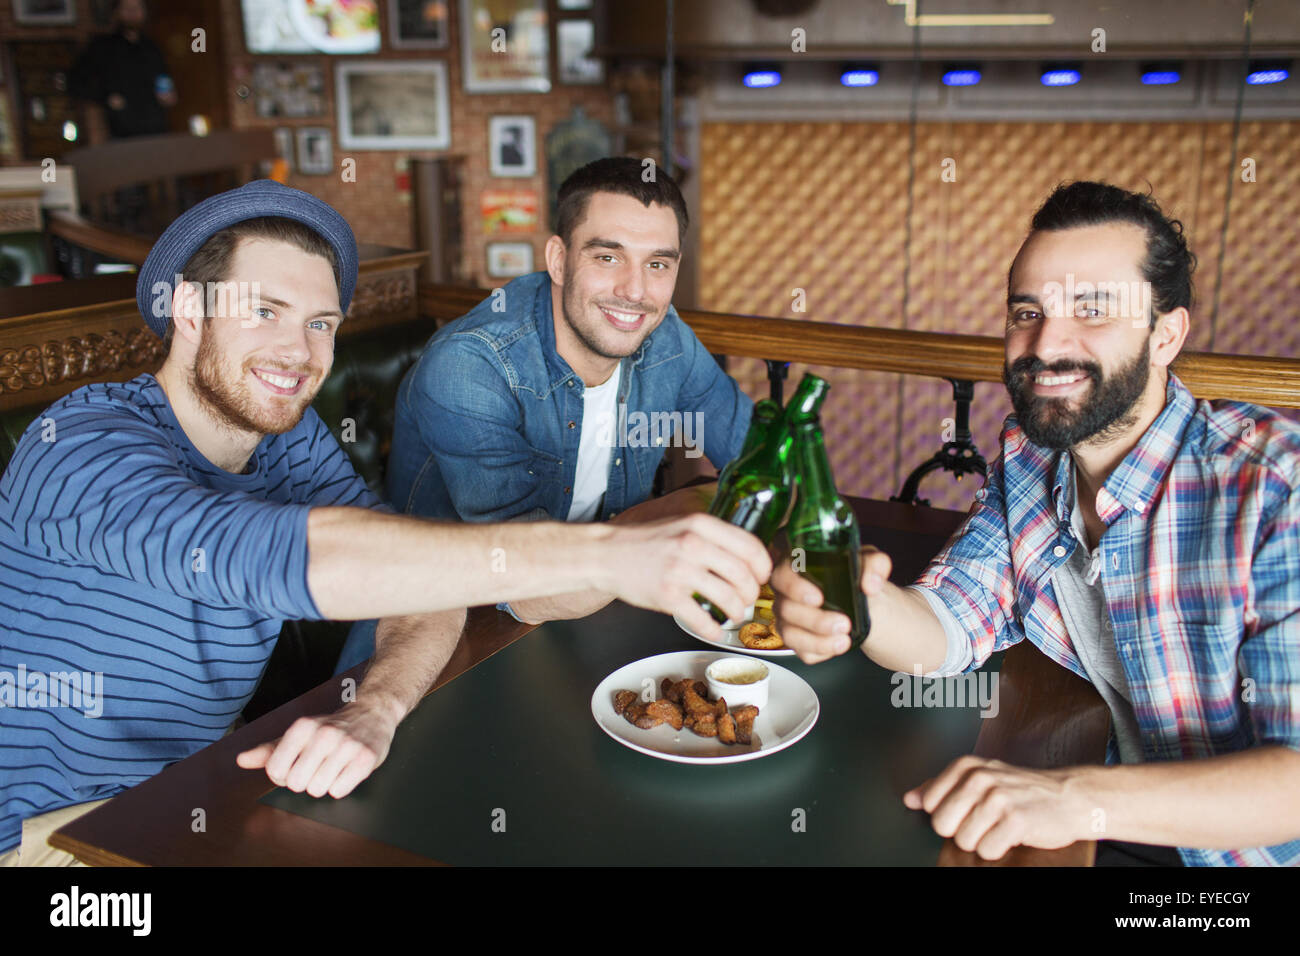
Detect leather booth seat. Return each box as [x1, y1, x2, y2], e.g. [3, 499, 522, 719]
[0, 316, 440, 720]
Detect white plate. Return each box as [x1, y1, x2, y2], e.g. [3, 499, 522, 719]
[673, 611, 796, 658]
[590, 651, 819, 764]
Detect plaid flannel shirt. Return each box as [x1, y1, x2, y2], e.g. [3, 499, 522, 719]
[911, 374, 1300, 866]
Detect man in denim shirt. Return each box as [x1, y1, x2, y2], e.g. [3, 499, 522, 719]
[773, 182, 1300, 866]
[337, 159, 752, 668]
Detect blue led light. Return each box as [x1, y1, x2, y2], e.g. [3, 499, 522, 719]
[1246, 68, 1289, 85]
[1141, 70, 1180, 85]
[942, 69, 981, 87]
[1041, 69, 1081, 87]
[743, 70, 782, 88]
[840, 70, 879, 87]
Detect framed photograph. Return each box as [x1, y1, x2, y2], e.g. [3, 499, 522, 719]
[296, 127, 334, 175]
[12, 0, 75, 24]
[388, 0, 448, 49]
[241, 0, 380, 54]
[273, 126, 295, 174]
[336, 60, 451, 150]
[486, 242, 534, 278]
[488, 115, 535, 178]
[480, 189, 538, 235]
[460, 0, 549, 94]
[251, 62, 326, 119]
[557, 19, 602, 85]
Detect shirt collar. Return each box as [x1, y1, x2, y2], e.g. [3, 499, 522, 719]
[1049, 374, 1195, 526]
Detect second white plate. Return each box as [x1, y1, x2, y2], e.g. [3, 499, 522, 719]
[673, 612, 795, 658]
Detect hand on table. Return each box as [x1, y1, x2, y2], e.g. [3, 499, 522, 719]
[235, 697, 400, 798]
[904, 756, 1092, 860]
[772, 545, 892, 664]
[603, 512, 770, 640]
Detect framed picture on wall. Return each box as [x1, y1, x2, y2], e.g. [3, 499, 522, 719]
[557, 19, 602, 85]
[336, 60, 451, 149]
[273, 126, 295, 174]
[251, 63, 326, 119]
[296, 127, 333, 175]
[388, 0, 448, 49]
[488, 115, 535, 178]
[12, 0, 75, 24]
[460, 0, 550, 93]
[486, 242, 534, 279]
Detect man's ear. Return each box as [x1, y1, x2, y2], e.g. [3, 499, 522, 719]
[168, 281, 205, 349]
[544, 235, 567, 287]
[1151, 306, 1190, 370]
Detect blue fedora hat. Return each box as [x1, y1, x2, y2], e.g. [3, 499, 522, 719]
[135, 179, 358, 337]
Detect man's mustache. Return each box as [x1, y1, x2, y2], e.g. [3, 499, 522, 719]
[1005, 356, 1102, 384]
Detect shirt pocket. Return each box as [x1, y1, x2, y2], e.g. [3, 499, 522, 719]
[524, 445, 565, 482]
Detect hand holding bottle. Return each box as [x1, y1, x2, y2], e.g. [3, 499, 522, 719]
[773, 545, 893, 664]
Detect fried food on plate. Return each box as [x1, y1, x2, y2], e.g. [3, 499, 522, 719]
[733, 705, 759, 745]
[718, 712, 738, 745]
[613, 690, 638, 716]
[646, 697, 685, 731]
[615, 677, 759, 746]
[739, 620, 784, 650]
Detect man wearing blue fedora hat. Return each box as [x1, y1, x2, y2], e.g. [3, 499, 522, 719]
[0, 180, 769, 865]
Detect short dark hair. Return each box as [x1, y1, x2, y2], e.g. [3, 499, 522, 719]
[554, 157, 689, 249]
[1026, 181, 1195, 327]
[162, 216, 339, 353]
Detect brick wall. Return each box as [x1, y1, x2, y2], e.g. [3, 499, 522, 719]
[214, 0, 615, 283]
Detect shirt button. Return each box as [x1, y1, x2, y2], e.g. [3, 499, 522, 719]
[1126, 645, 1135, 658]
[568, 421, 576, 429]
[564, 486, 571, 494]
[1053, 545, 1067, 558]
[1112, 552, 1120, 570]
[614, 458, 621, 466]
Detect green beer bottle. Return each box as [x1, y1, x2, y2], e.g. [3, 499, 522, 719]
[710, 399, 781, 515]
[787, 384, 871, 647]
[696, 377, 827, 624]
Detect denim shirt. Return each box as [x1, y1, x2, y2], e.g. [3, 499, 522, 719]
[386, 271, 754, 522]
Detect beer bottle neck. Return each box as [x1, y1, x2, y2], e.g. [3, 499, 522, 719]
[793, 420, 838, 499]
[785, 374, 830, 423]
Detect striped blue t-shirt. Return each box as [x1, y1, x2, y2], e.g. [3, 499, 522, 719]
[0, 374, 381, 853]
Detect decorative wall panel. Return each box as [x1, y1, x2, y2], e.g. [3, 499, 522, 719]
[699, 120, 1300, 511]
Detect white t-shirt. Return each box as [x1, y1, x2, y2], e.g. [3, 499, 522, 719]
[566, 364, 622, 522]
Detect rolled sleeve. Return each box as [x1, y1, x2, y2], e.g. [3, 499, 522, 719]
[909, 455, 1026, 670]
[1240, 473, 1300, 752]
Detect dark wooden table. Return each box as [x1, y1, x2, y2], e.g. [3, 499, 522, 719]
[51, 497, 1109, 866]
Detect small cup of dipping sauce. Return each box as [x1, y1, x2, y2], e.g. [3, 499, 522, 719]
[705, 657, 770, 709]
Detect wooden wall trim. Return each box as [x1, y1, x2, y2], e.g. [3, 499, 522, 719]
[0, 254, 426, 413]
[423, 284, 1300, 409]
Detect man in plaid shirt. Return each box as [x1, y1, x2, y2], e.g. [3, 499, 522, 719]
[774, 181, 1300, 866]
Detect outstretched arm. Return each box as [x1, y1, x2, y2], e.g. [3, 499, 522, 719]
[505, 483, 717, 625]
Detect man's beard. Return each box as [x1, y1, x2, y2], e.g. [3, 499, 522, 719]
[559, 268, 654, 361]
[191, 329, 315, 437]
[1003, 340, 1150, 451]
